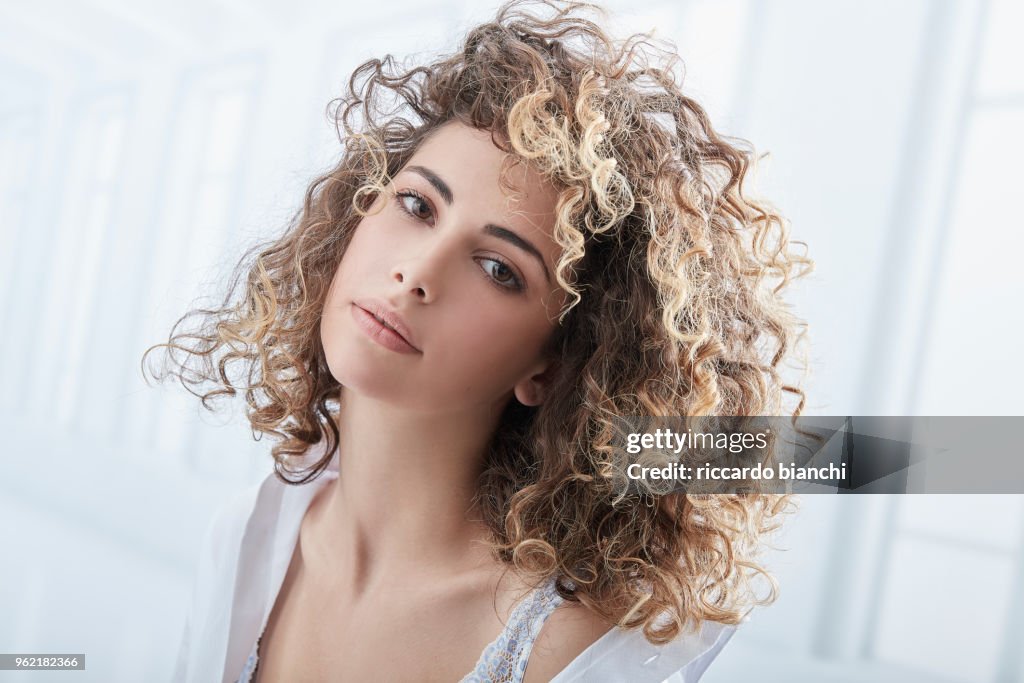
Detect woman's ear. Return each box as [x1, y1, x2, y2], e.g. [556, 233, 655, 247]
[513, 360, 557, 407]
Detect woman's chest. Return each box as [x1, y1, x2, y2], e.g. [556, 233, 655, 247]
[254, 613, 485, 681]
[252, 563, 511, 682]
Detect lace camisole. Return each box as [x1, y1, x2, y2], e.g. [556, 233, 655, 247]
[236, 575, 565, 683]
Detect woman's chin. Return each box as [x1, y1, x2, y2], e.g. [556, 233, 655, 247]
[331, 366, 398, 400]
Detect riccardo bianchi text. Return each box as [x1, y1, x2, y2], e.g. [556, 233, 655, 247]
[626, 461, 848, 482]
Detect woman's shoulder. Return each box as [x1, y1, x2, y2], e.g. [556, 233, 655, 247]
[473, 564, 737, 682]
[202, 454, 337, 564]
[185, 472, 284, 623]
[539, 608, 737, 683]
[175, 476, 269, 681]
[523, 601, 615, 683]
[177, 466, 334, 681]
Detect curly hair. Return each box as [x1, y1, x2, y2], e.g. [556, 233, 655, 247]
[143, 0, 813, 645]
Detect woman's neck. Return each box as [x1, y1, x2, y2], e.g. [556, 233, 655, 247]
[313, 390, 508, 600]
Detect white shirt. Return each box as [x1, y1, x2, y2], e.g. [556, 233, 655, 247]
[172, 446, 736, 682]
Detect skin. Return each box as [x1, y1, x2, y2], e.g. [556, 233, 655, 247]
[255, 122, 611, 682]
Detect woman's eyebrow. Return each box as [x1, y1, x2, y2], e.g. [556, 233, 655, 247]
[483, 224, 551, 284]
[407, 165, 453, 205]
[404, 164, 552, 284]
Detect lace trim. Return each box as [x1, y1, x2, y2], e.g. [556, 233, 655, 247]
[459, 576, 564, 683]
[236, 633, 260, 683]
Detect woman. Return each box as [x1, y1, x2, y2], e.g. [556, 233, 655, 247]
[147, 1, 812, 680]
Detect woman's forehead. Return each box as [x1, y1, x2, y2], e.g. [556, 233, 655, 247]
[401, 123, 560, 225]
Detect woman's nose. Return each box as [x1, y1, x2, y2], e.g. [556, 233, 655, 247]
[389, 239, 453, 303]
[391, 268, 428, 301]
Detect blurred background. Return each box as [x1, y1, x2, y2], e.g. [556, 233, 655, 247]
[1, 0, 1023, 680]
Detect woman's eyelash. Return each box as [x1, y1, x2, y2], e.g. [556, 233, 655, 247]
[394, 190, 434, 222]
[392, 189, 526, 293]
[478, 256, 525, 292]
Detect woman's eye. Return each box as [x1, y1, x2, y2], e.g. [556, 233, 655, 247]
[396, 192, 433, 222]
[481, 258, 524, 291]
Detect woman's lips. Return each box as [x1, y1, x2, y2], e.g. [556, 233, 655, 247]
[350, 304, 421, 354]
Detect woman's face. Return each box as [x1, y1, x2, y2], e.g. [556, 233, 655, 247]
[320, 122, 565, 415]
